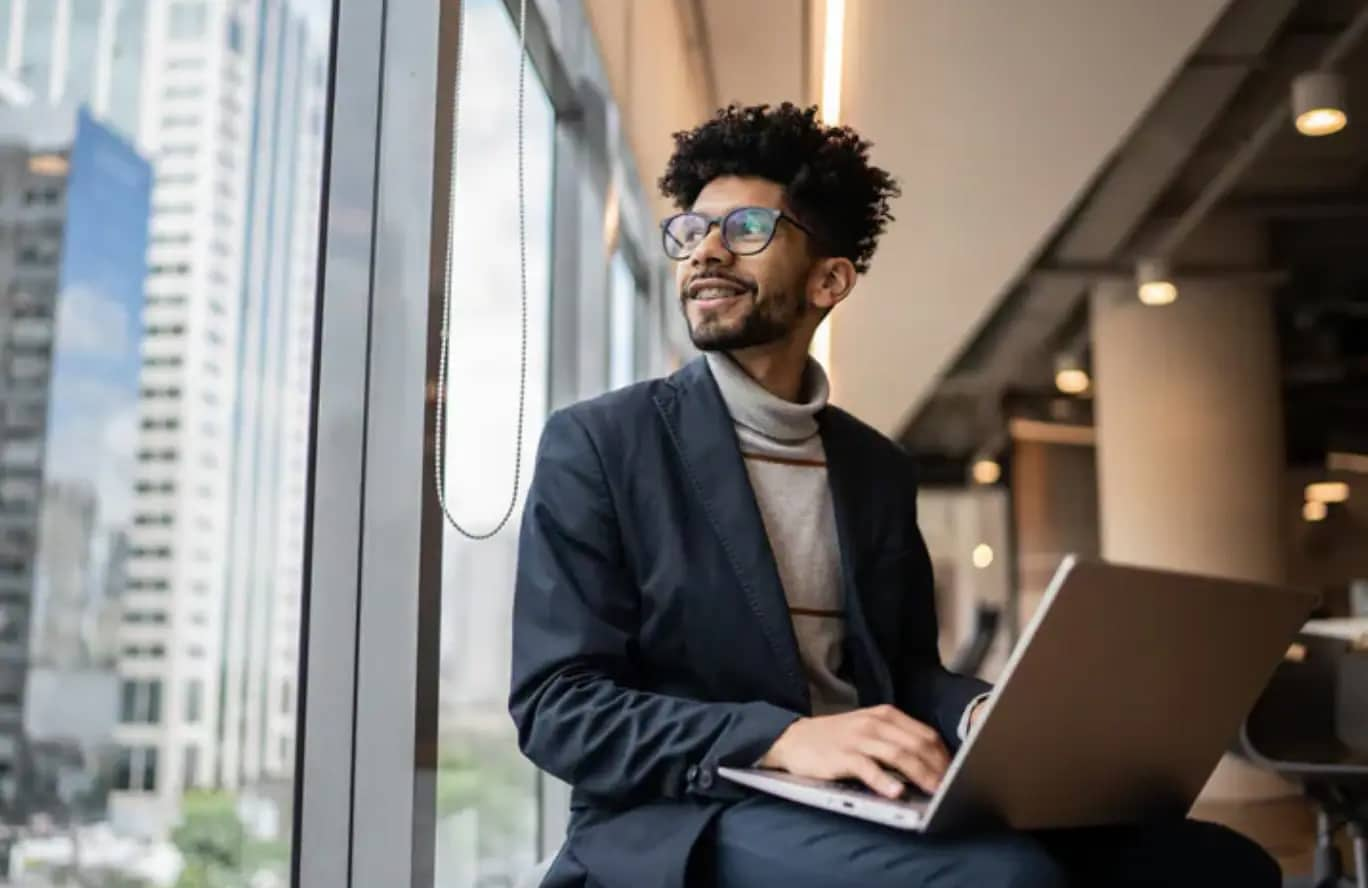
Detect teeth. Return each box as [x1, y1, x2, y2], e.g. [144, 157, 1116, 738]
[694, 286, 740, 301]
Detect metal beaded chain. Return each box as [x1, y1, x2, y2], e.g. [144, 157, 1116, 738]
[435, 0, 530, 540]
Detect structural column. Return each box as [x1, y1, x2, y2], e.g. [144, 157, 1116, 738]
[1091, 222, 1285, 585]
[1090, 219, 1293, 805]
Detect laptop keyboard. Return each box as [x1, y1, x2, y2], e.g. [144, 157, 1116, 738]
[831, 778, 928, 803]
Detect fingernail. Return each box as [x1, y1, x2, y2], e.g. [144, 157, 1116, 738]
[885, 781, 902, 796]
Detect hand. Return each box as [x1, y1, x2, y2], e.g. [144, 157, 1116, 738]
[758, 704, 950, 799]
[966, 696, 990, 734]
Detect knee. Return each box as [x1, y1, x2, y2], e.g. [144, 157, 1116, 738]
[958, 835, 1068, 888]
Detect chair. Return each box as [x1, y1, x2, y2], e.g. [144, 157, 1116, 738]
[1239, 631, 1368, 888]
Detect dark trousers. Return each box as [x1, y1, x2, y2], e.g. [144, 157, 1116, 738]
[700, 796, 1281, 887]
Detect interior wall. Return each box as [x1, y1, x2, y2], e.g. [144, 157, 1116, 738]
[582, 0, 709, 222]
[832, 0, 1233, 433]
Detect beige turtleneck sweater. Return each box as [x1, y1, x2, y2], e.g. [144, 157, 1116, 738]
[704, 351, 860, 716]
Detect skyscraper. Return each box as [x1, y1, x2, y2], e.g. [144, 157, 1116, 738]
[105, 0, 259, 837]
[217, 0, 324, 795]
[0, 105, 152, 816]
[104, 0, 324, 835]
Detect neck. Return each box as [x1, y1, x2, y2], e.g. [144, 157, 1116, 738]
[727, 334, 815, 403]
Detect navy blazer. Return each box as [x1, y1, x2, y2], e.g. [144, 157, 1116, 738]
[509, 357, 990, 888]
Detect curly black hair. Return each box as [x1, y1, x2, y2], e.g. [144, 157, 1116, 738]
[658, 103, 899, 274]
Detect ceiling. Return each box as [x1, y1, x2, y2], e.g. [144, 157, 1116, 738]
[904, 0, 1368, 481]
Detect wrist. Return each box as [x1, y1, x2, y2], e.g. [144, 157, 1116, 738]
[759, 717, 805, 769]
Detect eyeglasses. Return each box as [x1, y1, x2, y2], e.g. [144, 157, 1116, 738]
[661, 206, 816, 261]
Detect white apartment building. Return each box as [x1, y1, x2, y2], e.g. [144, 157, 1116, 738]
[217, 0, 323, 793]
[109, 0, 257, 834]
[112, 0, 324, 835]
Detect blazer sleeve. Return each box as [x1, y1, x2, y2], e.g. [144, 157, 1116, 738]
[894, 486, 994, 749]
[509, 409, 801, 803]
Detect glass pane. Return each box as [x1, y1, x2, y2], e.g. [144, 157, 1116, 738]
[608, 251, 635, 389]
[0, 1, 11, 72]
[434, 0, 555, 884]
[0, 1, 333, 884]
[62, 0, 103, 111]
[18, 0, 55, 101]
[107, 0, 148, 142]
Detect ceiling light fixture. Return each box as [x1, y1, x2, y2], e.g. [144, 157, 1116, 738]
[972, 543, 994, 570]
[1136, 258, 1177, 306]
[971, 457, 1002, 486]
[1292, 71, 1348, 137]
[1054, 353, 1090, 395]
[1305, 481, 1350, 504]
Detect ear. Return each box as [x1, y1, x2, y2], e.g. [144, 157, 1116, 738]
[808, 257, 858, 312]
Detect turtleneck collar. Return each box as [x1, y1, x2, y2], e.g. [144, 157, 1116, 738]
[704, 351, 829, 444]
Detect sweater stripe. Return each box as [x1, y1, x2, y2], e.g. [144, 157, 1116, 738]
[741, 452, 827, 469]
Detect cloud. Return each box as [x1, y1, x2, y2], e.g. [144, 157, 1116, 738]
[53, 282, 131, 360]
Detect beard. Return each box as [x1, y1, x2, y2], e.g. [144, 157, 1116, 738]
[682, 286, 804, 352]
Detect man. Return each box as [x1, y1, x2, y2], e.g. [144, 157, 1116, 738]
[510, 103, 1278, 887]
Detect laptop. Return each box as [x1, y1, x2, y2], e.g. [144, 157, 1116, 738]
[720, 556, 1318, 835]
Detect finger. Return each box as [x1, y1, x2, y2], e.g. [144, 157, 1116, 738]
[872, 720, 950, 775]
[869, 705, 942, 746]
[856, 737, 942, 795]
[840, 753, 907, 800]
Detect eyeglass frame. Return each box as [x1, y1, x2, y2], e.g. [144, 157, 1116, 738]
[660, 205, 820, 260]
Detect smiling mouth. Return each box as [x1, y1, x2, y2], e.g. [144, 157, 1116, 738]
[687, 281, 752, 306]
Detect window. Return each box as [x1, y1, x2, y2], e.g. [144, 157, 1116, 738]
[20, 3, 57, 101]
[168, 3, 209, 41]
[145, 323, 186, 337]
[185, 680, 202, 723]
[609, 249, 645, 389]
[227, 15, 244, 54]
[183, 744, 199, 789]
[120, 680, 163, 724]
[164, 85, 206, 101]
[434, 0, 555, 880]
[121, 643, 167, 658]
[123, 610, 169, 625]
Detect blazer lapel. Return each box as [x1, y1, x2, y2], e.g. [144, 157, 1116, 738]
[819, 410, 896, 705]
[653, 359, 810, 713]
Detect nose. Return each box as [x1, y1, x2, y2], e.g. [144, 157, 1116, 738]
[689, 222, 733, 269]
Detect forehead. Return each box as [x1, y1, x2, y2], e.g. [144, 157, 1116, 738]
[691, 176, 786, 214]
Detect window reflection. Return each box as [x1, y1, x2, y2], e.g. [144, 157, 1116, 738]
[435, 0, 555, 884]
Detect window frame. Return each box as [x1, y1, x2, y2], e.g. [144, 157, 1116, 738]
[297, 1, 668, 884]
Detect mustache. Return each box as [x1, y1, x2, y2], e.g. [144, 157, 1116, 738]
[682, 270, 756, 294]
